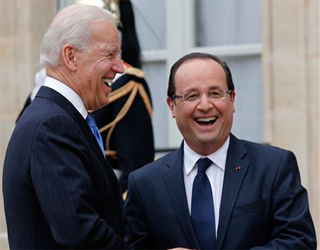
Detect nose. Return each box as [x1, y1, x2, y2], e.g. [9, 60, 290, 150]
[197, 93, 213, 111]
[112, 56, 124, 74]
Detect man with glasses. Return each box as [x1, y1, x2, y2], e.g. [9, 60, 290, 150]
[124, 52, 317, 249]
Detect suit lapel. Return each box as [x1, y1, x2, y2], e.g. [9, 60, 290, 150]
[217, 134, 249, 248]
[37, 87, 107, 164]
[163, 142, 200, 249]
[36, 87, 121, 199]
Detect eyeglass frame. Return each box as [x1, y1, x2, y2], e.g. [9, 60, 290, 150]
[171, 89, 233, 103]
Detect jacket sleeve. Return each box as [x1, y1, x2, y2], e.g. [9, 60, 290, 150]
[124, 173, 151, 249]
[251, 151, 317, 250]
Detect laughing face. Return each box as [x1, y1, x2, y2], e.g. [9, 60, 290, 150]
[167, 58, 236, 155]
[73, 20, 123, 111]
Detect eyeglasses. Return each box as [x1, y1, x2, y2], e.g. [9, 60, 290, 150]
[172, 89, 233, 102]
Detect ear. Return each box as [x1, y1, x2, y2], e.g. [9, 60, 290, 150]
[167, 97, 176, 118]
[231, 91, 236, 113]
[61, 44, 77, 71]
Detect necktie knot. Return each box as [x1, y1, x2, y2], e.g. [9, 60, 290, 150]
[197, 157, 212, 173]
[86, 113, 97, 128]
[86, 113, 105, 156]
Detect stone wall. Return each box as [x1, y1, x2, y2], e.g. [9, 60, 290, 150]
[263, 0, 319, 241]
[0, 0, 54, 248]
[0, 0, 319, 248]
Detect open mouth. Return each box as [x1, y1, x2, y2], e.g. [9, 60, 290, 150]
[102, 77, 113, 87]
[195, 117, 217, 126]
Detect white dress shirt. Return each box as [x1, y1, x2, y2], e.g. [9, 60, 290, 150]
[43, 77, 88, 119]
[184, 136, 230, 234]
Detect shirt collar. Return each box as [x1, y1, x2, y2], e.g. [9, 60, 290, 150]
[44, 77, 87, 119]
[184, 136, 230, 175]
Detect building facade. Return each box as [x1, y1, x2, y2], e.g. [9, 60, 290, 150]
[0, 0, 318, 248]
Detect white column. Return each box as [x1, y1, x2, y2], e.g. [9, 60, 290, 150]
[262, 0, 319, 238]
[166, 0, 195, 148]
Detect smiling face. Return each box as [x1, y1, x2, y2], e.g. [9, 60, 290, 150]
[73, 20, 123, 111]
[167, 58, 236, 155]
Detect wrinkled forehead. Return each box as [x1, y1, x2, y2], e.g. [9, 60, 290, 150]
[88, 20, 119, 43]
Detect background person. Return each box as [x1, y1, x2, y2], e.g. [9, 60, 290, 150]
[124, 52, 317, 249]
[93, 0, 155, 195]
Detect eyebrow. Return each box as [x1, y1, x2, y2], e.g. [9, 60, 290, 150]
[207, 85, 226, 90]
[183, 85, 224, 93]
[101, 43, 118, 54]
[108, 46, 117, 53]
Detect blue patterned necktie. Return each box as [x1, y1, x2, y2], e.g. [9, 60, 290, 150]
[191, 157, 217, 250]
[86, 113, 105, 156]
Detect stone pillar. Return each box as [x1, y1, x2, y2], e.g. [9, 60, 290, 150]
[0, 0, 54, 248]
[263, 0, 319, 240]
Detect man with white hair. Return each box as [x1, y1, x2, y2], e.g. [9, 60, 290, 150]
[3, 4, 130, 249]
[15, 0, 155, 197]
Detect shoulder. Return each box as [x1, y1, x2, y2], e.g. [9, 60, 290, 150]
[130, 149, 178, 178]
[123, 61, 145, 78]
[231, 135, 297, 170]
[231, 134, 292, 157]
[111, 62, 150, 95]
[244, 139, 293, 159]
[25, 98, 70, 124]
[17, 95, 84, 144]
[112, 63, 146, 89]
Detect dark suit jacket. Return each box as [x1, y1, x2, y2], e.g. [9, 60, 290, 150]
[94, 71, 154, 193]
[15, 65, 155, 195]
[124, 134, 317, 249]
[3, 86, 130, 249]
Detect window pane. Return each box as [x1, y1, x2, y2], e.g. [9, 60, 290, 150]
[196, 0, 261, 46]
[131, 0, 166, 50]
[55, 0, 74, 12]
[222, 55, 263, 143]
[142, 62, 168, 149]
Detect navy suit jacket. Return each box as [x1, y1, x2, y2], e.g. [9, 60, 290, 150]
[3, 87, 130, 249]
[124, 134, 316, 249]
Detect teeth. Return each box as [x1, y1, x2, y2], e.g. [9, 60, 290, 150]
[102, 78, 113, 87]
[196, 117, 216, 122]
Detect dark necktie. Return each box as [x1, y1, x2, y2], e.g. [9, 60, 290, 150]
[86, 113, 105, 156]
[191, 157, 217, 250]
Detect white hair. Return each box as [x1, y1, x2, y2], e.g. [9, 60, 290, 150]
[39, 4, 114, 67]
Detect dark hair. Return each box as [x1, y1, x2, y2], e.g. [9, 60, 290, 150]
[167, 52, 235, 98]
[119, 0, 142, 69]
